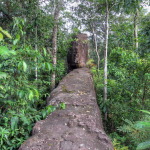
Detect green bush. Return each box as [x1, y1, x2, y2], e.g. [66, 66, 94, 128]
[0, 24, 67, 149]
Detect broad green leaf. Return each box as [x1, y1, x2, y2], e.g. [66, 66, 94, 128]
[18, 61, 27, 72]
[0, 127, 9, 144]
[0, 72, 7, 79]
[18, 61, 22, 70]
[20, 115, 30, 125]
[3, 30, 12, 38]
[134, 121, 150, 129]
[0, 46, 16, 56]
[18, 90, 25, 98]
[136, 141, 150, 150]
[34, 115, 41, 121]
[28, 90, 34, 100]
[10, 50, 16, 55]
[22, 61, 27, 72]
[33, 89, 39, 98]
[140, 110, 150, 115]
[0, 27, 12, 39]
[43, 48, 47, 56]
[13, 39, 19, 45]
[16, 34, 20, 40]
[0, 33, 3, 41]
[45, 62, 52, 71]
[145, 73, 150, 79]
[41, 110, 47, 118]
[0, 85, 4, 89]
[0, 46, 9, 55]
[11, 116, 19, 130]
[13, 34, 20, 45]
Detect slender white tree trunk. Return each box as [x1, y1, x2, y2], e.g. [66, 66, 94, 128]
[35, 25, 38, 80]
[92, 27, 100, 70]
[35, 5, 38, 80]
[104, 0, 109, 120]
[134, 10, 138, 49]
[51, 1, 60, 90]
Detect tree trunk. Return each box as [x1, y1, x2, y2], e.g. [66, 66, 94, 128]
[35, 2, 38, 80]
[134, 9, 138, 49]
[104, 0, 109, 121]
[51, 1, 60, 90]
[92, 26, 100, 70]
[35, 24, 38, 80]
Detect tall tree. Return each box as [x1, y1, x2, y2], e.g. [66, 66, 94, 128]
[35, 1, 39, 80]
[118, 0, 149, 50]
[92, 23, 100, 70]
[51, 0, 61, 90]
[104, 0, 109, 120]
[134, 9, 139, 49]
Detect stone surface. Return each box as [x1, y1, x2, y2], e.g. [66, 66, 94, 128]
[67, 33, 88, 71]
[19, 68, 113, 150]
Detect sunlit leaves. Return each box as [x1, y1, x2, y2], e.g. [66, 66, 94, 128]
[136, 141, 150, 150]
[118, 110, 150, 150]
[0, 1, 67, 149]
[140, 110, 150, 115]
[134, 110, 150, 130]
[134, 121, 150, 130]
[20, 115, 30, 126]
[46, 105, 56, 114]
[13, 34, 20, 45]
[13, 17, 26, 36]
[0, 127, 9, 145]
[43, 48, 47, 56]
[0, 46, 9, 56]
[28, 90, 34, 100]
[17, 88, 39, 101]
[0, 33, 3, 41]
[17, 90, 25, 99]
[18, 61, 27, 72]
[33, 88, 39, 99]
[22, 61, 27, 72]
[42, 62, 52, 71]
[112, 138, 129, 150]
[0, 46, 16, 56]
[0, 27, 12, 39]
[41, 110, 47, 119]
[0, 72, 7, 79]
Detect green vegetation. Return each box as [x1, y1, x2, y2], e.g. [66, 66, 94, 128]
[0, 0, 150, 149]
[92, 47, 150, 149]
[118, 110, 150, 150]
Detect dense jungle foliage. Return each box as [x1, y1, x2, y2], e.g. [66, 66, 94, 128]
[0, 0, 150, 150]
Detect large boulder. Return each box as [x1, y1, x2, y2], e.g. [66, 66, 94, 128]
[67, 33, 88, 71]
[19, 68, 113, 150]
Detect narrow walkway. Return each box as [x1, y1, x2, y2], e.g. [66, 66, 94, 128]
[19, 68, 113, 150]
[19, 33, 113, 150]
